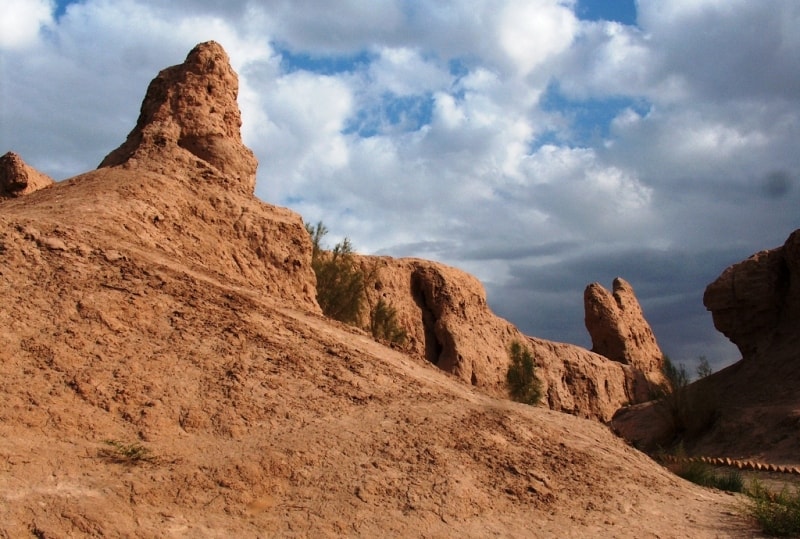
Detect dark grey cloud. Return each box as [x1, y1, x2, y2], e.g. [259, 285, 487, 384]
[461, 240, 581, 262]
[639, 1, 800, 102]
[486, 245, 747, 369]
[761, 170, 795, 199]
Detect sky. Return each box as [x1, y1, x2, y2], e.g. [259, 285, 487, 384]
[2, 0, 799, 373]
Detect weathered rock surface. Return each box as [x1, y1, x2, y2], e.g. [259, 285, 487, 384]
[704, 229, 800, 359]
[0, 151, 55, 199]
[357, 258, 662, 421]
[99, 41, 258, 194]
[1, 44, 316, 314]
[0, 42, 756, 537]
[585, 277, 667, 396]
[613, 229, 800, 462]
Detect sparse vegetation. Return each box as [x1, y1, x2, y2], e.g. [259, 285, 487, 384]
[662, 354, 690, 389]
[100, 439, 154, 464]
[662, 456, 800, 536]
[370, 297, 407, 345]
[696, 355, 713, 379]
[655, 355, 718, 442]
[306, 221, 365, 325]
[673, 460, 743, 493]
[746, 480, 800, 537]
[506, 340, 542, 405]
[305, 221, 407, 346]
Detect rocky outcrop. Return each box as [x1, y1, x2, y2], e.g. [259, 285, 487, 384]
[99, 41, 258, 194]
[356, 257, 661, 420]
[703, 229, 800, 359]
[1, 40, 667, 424]
[613, 229, 800, 460]
[526, 336, 638, 420]
[584, 278, 667, 395]
[0, 42, 317, 312]
[0, 151, 55, 199]
[355, 257, 514, 385]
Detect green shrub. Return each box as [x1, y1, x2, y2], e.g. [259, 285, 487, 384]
[662, 355, 689, 390]
[747, 480, 800, 536]
[305, 222, 409, 349]
[675, 460, 714, 485]
[674, 460, 743, 493]
[715, 469, 745, 493]
[506, 340, 542, 405]
[306, 221, 364, 325]
[370, 298, 407, 346]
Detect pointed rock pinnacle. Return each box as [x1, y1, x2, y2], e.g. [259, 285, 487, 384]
[99, 41, 258, 194]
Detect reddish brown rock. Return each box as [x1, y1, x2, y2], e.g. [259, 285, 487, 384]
[355, 256, 518, 387]
[356, 257, 656, 420]
[0, 44, 316, 314]
[584, 278, 666, 395]
[527, 335, 640, 420]
[99, 41, 258, 194]
[0, 151, 55, 199]
[703, 229, 800, 359]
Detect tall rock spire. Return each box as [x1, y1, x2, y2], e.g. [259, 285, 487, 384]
[99, 41, 258, 193]
[584, 277, 666, 395]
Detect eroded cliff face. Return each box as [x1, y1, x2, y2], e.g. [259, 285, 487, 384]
[612, 229, 800, 460]
[1, 42, 667, 423]
[1, 42, 317, 312]
[356, 257, 662, 421]
[704, 229, 800, 360]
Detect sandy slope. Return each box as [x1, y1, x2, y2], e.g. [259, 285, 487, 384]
[0, 165, 758, 537]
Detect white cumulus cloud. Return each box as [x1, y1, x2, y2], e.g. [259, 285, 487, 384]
[0, 0, 53, 49]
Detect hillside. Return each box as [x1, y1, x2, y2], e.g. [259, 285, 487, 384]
[0, 41, 755, 537]
[350, 256, 666, 421]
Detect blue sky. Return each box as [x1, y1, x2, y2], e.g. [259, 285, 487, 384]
[54, 0, 74, 19]
[577, 0, 636, 25]
[2, 0, 800, 372]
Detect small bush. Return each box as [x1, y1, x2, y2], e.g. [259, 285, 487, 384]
[101, 439, 153, 464]
[662, 355, 690, 390]
[306, 221, 364, 325]
[696, 355, 713, 379]
[715, 469, 745, 493]
[655, 355, 718, 442]
[675, 460, 714, 485]
[305, 221, 410, 349]
[370, 298, 407, 346]
[747, 480, 800, 536]
[506, 340, 542, 405]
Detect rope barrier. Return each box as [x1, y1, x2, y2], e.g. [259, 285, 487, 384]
[659, 454, 800, 475]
